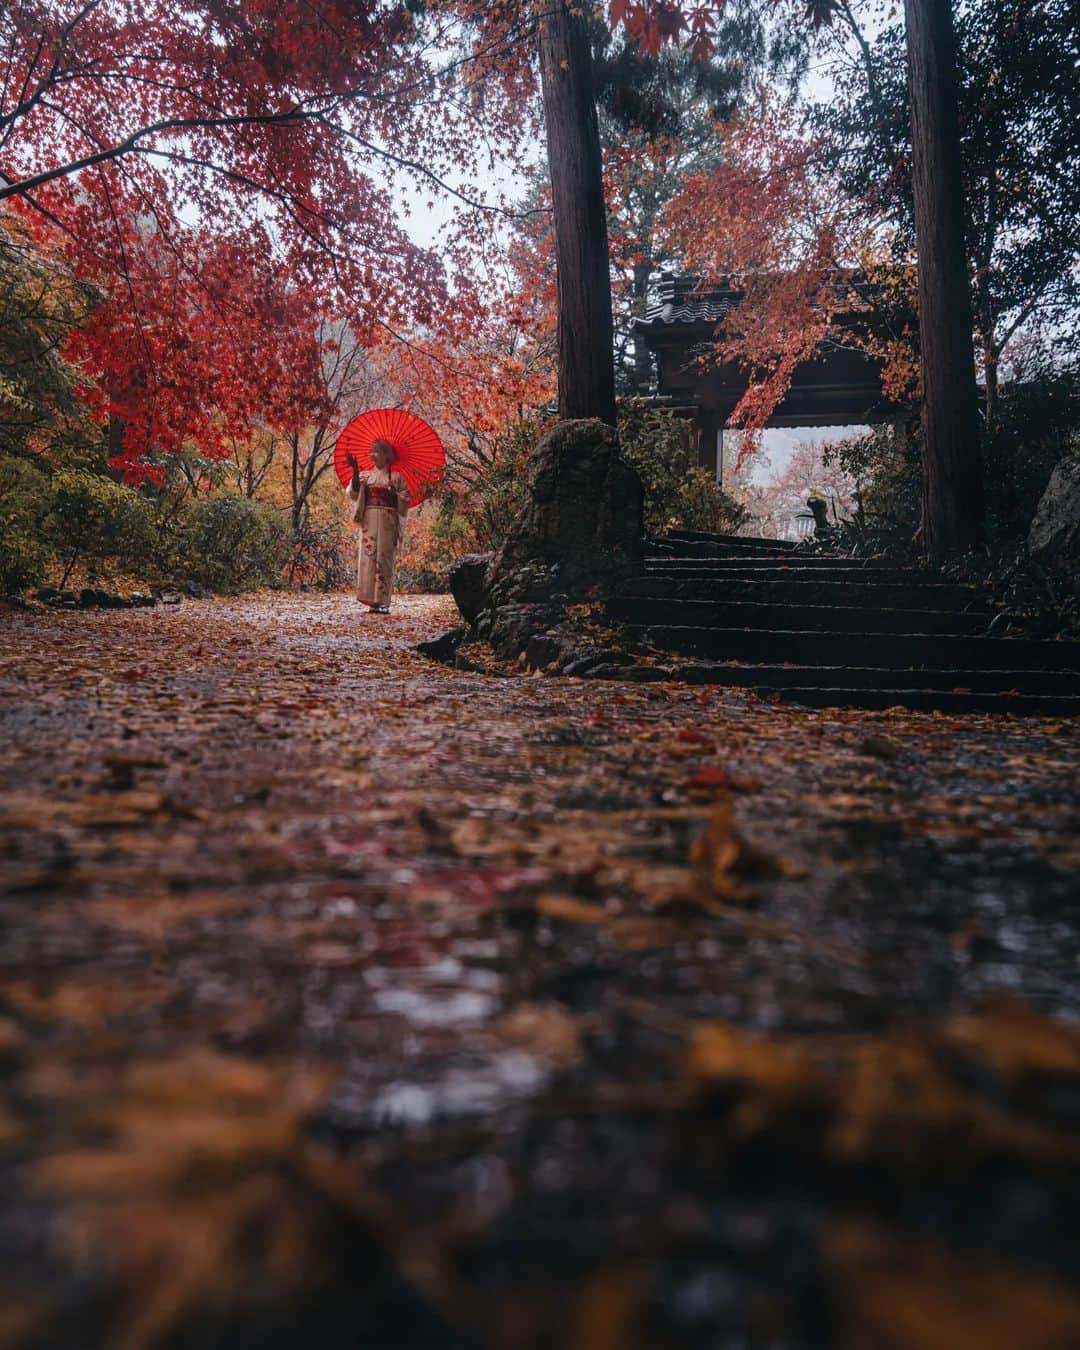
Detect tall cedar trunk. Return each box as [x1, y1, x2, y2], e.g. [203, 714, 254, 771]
[904, 0, 984, 559]
[538, 2, 617, 425]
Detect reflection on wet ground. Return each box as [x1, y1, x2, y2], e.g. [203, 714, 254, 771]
[1, 592, 1078, 1348]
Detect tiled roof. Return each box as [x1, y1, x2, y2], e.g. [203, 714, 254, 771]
[635, 275, 737, 330]
[637, 294, 734, 328]
[637, 268, 885, 332]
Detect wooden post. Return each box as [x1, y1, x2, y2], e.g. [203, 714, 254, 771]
[538, 1, 617, 426]
[697, 410, 719, 477]
[904, 0, 984, 560]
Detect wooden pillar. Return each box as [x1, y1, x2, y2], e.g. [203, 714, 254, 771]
[538, 1, 617, 426]
[697, 411, 719, 477]
[904, 0, 984, 560]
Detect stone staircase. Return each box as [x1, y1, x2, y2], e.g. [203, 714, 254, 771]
[606, 529, 1080, 715]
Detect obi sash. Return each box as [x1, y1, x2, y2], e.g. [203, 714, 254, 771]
[367, 485, 397, 509]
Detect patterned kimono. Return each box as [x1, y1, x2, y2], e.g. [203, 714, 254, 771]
[346, 469, 410, 608]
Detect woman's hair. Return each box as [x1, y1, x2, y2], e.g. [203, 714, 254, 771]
[370, 438, 399, 462]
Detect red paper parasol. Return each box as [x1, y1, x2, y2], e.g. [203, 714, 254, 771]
[334, 408, 445, 505]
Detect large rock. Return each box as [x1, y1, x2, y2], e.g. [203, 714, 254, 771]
[488, 420, 643, 590]
[488, 602, 562, 660]
[448, 553, 492, 624]
[1030, 454, 1080, 566]
[418, 422, 645, 671]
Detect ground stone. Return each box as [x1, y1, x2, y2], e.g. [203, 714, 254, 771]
[416, 627, 465, 664]
[449, 553, 493, 624]
[586, 662, 673, 681]
[1030, 452, 1080, 567]
[180, 580, 215, 600]
[525, 633, 563, 670]
[80, 587, 129, 609]
[562, 647, 634, 677]
[444, 422, 644, 670]
[488, 603, 562, 660]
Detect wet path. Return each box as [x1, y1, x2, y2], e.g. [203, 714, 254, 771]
[1, 593, 1078, 1348]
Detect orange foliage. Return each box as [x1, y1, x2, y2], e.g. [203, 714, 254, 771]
[389, 230, 556, 495]
[662, 97, 919, 450]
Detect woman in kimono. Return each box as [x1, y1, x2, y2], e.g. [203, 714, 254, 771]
[345, 440, 410, 613]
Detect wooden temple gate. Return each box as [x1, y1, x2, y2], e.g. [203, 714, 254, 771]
[633, 274, 903, 483]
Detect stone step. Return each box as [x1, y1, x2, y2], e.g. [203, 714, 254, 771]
[650, 540, 803, 560]
[663, 662, 1080, 696]
[579, 658, 1080, 713]
[626, 625, 1080, 672]
[656, 530, 799, 552]
[745, 687, 1080, 716]
[609, 597, 990, 637]
[623, 576, 989, 613]
[623, 533, 1078, 710]
[645, 557, 916, 575]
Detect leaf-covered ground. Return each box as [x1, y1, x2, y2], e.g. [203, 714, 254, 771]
[1, 593, 1078, 1349]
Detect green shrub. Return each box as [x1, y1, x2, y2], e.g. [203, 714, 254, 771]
[821, 365, 1080, 560]
[618, 406, 747, 536]
[177, 493, 290, 593]
[824, 424, 922, 559]
[287, 522, 351, 591]
[453, 418, 539, 553]
[983, 367, 1079, 545]
[0, 456, 52, 591]
[0, 530, 50, 592]
[45, 468, 155, 587]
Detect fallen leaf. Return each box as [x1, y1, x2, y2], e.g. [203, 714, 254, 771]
[682, 765, 734, 792]
[827, 1221, 1080, 1350]
[0, 1294, 44, 1350]
[565, 1265, 644, 1350]
[942, 996, 1080, 1085]
[607, 916, 693, 949]
[492, 1003, 584, 1068]
[1, 978, 168, 1027]
[0, 1016, 23, 1056]
[30, 1050, 453, 1350]
[689, 796, 778, 901]
[686, 1009, 1080, 1173]
[686, 1022, 828, 1134]
[535, 894, 611, 925]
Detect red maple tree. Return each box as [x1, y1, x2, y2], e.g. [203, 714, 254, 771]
[0, 1, 527, 475]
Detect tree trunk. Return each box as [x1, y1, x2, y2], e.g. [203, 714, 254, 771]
[290, 433, 307, 537]
[984, 345, 999, 426]
[538, 1, 617, 425]
[904, 0, 984, 560]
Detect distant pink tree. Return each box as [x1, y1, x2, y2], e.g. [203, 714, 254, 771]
[736, 438, 857, 539]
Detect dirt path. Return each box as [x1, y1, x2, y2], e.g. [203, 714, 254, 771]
[2, 593, 1079, 1349]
